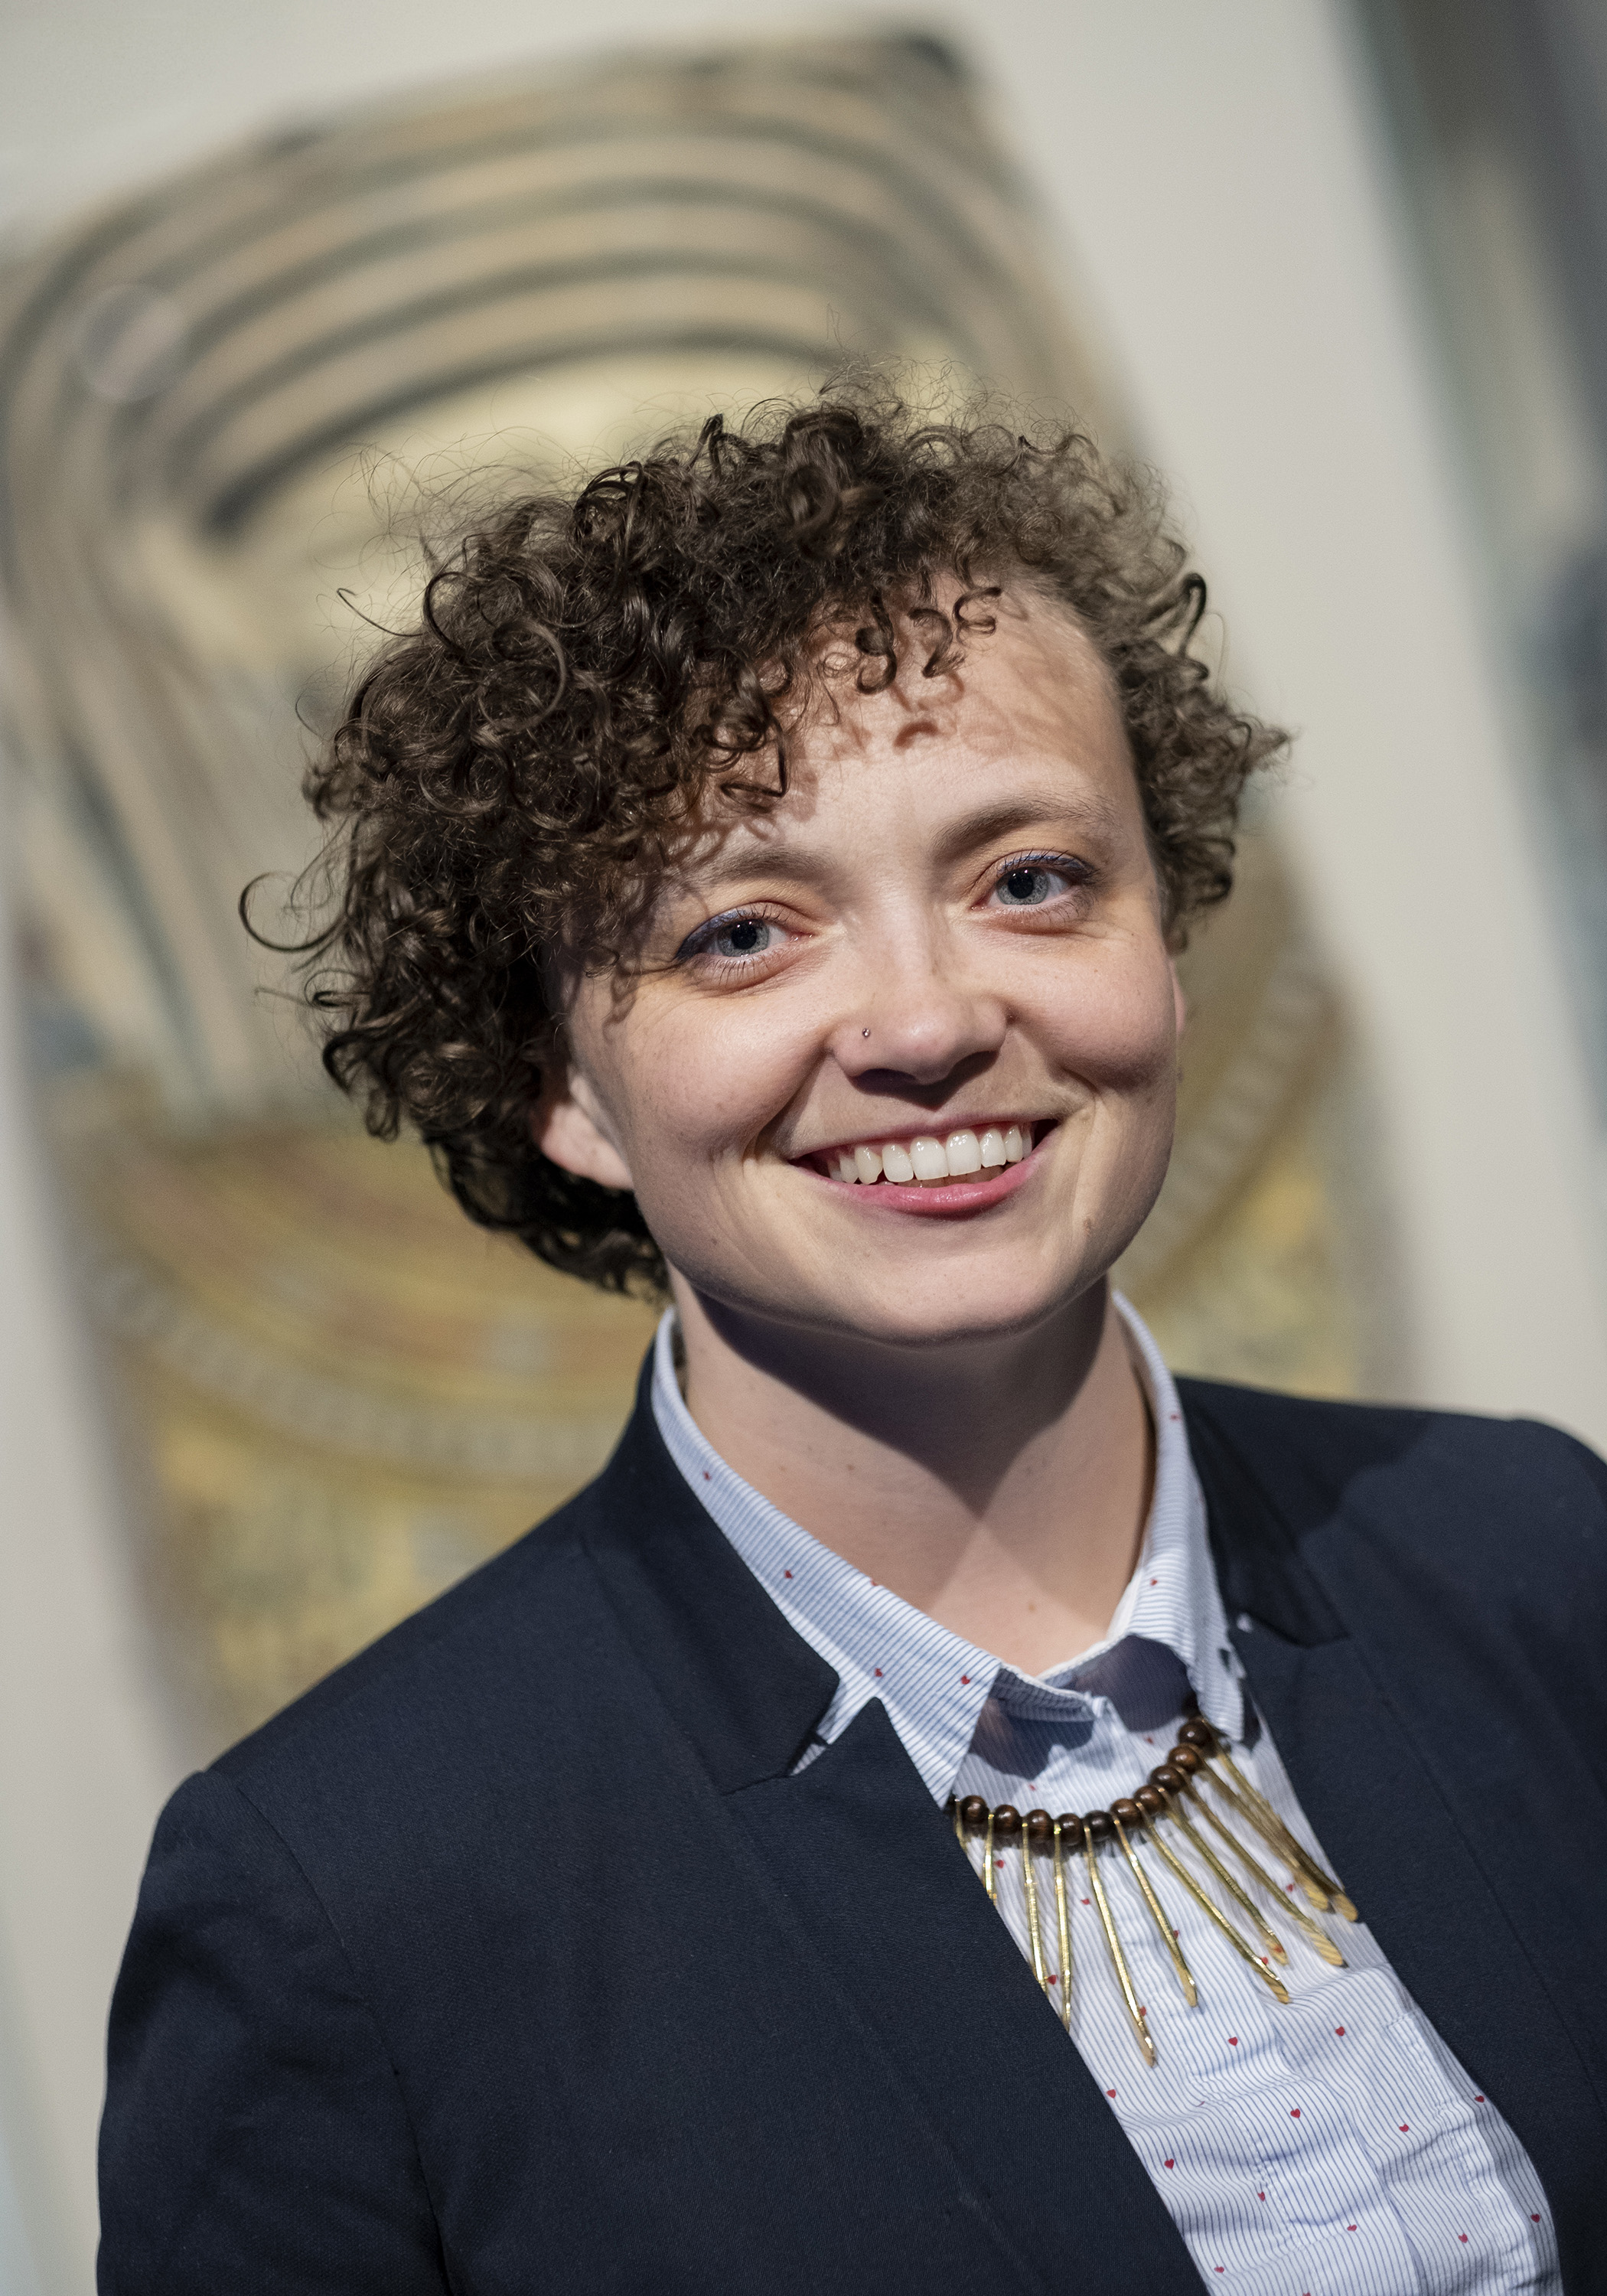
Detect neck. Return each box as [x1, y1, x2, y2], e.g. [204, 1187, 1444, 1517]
[672, 1277, 1155, 1676]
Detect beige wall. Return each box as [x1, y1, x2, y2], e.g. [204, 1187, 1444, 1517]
[2, 2, 1603, 2286]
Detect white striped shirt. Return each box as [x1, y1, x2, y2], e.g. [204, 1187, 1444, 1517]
[652, 1301, 1559, 2293]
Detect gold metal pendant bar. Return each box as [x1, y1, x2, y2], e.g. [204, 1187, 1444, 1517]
[1083, 1835, 1156, 2066]
[1112, 1812, 1198, 2006]
[1051, 1821, 1074, 2031]
[1186, 1789, 1345, 1968]
[1198, 1763, 1333, 1915]
[1170, 1801, 1289, 1965]
[1145, 1820, 1292, 2004]
[1020, 1835, 1050, 1993]
[983, 1808, 996, 1904]
[1210, 1751, 1358, 1921]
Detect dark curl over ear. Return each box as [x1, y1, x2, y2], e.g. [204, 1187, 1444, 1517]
[275, 384, 1286, 1298]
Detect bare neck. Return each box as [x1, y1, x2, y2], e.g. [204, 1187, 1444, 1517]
[673, 1278, 1154, 1677]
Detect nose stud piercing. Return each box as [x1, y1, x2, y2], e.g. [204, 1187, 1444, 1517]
[862, 1029, 871, 1039]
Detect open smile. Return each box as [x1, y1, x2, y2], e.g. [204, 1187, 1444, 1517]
[794, 1120, 1057, 1216]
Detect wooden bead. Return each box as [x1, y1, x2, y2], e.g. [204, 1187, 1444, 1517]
[993, 1804, 1022, 1836]
[1084, 1808, 1115, 1844]
[1135, 1785, 1166, 1817]
[1025, 1808, 1052, 1841]
[1110, 1797, 1143, 1828]
[1054, 1813, 1084, 1849]
[1177, 1718, 1217, 1753]
[958, 1795, 989, 1828]
[1152, 1765, 1187, 1796]
[1170, 1744, 1204, 1775]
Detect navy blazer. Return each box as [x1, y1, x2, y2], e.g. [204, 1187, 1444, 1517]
[99, 1371, 1607, 2294]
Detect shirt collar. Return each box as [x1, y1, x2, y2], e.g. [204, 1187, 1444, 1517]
[650, 1296, 1244, 1802]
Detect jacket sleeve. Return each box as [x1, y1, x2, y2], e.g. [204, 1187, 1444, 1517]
[98, 1768, 449, 2295]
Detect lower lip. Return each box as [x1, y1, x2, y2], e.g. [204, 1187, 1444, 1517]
[800, 1130, 1054, 1218]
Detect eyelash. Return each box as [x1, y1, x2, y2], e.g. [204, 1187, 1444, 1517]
[675, 853, 1093, 976]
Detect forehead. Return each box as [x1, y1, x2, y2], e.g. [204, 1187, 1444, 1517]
[680, 587, 1138, 885]
[804, 585, 1118, 762]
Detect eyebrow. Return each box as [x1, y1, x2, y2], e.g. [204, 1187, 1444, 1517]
[677, 789, 1126, 900]
[929, 791, 1125, 864]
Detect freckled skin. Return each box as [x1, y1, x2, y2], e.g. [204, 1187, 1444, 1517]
[545, 592, 1181, 1347]
[538, 586, 1185, 1671]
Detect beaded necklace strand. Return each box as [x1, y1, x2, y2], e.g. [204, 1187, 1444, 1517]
[947, 1715, 1358, 2066]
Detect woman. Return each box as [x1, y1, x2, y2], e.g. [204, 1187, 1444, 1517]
[99, 394, 1605, 2292]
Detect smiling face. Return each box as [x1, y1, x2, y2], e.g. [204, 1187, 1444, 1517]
[538, 584, 1184, 1358]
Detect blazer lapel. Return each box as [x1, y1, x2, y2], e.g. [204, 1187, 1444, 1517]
[731, 1707, 1202, 2296]
[1185, 1384, 1607, 2285]
[583, 1371, 1203, 2295]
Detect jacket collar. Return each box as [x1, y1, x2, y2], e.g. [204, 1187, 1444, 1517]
[578, 1353, 839, 1795]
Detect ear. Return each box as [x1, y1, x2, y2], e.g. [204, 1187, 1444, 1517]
[532, 1057, 635, 1192]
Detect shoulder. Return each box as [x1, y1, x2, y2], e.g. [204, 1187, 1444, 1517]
[1175, 1368, 1598, 1497]
[1176, 1374, 1607, 1629]
[1176, 1375, 1607, 1524]
[211, 1470, 617, 1802]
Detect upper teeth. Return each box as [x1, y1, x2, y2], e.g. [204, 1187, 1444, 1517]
[825, 1125, 1029, 1185]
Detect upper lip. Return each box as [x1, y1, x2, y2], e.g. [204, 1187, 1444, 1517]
[787, 1117, 1050, 1164]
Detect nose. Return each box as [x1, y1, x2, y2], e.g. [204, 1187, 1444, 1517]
[828, 941, 1007, 1089]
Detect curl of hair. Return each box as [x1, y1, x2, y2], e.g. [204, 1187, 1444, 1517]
[284, 386, 1286, 1296]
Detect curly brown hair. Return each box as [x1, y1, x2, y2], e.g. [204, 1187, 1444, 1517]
[288, 386, 1285, 1296]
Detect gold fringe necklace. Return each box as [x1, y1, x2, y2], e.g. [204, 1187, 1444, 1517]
[948, 1717, 1358, 2066]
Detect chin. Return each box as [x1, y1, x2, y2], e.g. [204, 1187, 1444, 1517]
[793, 1265, 1106, 1354]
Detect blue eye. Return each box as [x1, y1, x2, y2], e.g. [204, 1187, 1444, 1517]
[712, 917, 774, 958]
[677, 909, 784, 965]
[992, 862, 1075, 908]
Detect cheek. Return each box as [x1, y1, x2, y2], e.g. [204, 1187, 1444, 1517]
[1039, 944, 1180, 1095]
[590, 996, 811, 1176]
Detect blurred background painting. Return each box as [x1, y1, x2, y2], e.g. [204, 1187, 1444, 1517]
[2, 5, 1605, 2290]
[1, 32, 1375, 1748]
